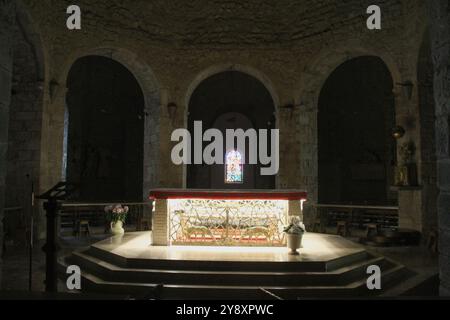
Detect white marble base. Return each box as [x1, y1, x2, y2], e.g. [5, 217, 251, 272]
[92, 231, 365, 263]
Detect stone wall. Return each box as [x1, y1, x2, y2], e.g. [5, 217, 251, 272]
[10, 0, 431, 233]
[389, 0, 439, 237]
[427, 0, 450, 297]
[0, 0, 15, 289]
[417, 31, 438, 238]
[4, 10, 43, 245]
[22, 1, 415, 188]
[0, 0, 443, 293]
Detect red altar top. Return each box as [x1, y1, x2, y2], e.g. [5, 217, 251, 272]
[149, 189, 307, 201]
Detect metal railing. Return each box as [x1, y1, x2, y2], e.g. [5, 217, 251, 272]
[59, 201, 153, 234]
[4, 206, 24, 213]
[314, 203, 399, 229]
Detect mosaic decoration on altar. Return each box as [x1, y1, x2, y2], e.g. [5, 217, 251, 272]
[168, 199, 288, 246]
[225, 150, 243, 183]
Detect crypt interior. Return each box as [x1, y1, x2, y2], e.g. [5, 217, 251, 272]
[0, 0, 449, 299]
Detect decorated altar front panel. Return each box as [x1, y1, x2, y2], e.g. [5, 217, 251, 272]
[168, 199, 288, 246]
[149, 189, 307, 247]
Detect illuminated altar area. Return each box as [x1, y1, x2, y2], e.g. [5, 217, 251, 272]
[63, 190, 409, 299]
[149, 189, 307, 246]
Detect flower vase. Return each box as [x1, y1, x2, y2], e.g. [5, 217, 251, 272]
[111, 220, 125, 235]
[287, 233, 303, 255]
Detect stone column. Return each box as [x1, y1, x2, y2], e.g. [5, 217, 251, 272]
[427, 0, 450, 296]
[151, 199, 169, 245]
[398, 188, 423, 232]
[0, 0, 15, 288]
[298, 104, 318, 228]
[288, 200, 303, 220]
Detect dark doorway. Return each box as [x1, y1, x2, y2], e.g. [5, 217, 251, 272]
[187, 71, 276, 189]
[318, 56, 396, 205]
[65, 56, 145, 201]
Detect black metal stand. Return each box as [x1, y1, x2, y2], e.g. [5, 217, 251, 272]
[28, 217, 33, 292]
[41, 199, 59, 292]
[38, 182, 76, 293]
[28, 178, 34, 292]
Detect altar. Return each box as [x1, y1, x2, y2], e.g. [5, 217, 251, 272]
[149, 189, 307, 246]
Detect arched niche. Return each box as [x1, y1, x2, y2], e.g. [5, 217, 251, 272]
[317, 56, 396, 205]
[43, 48, 161, 204]
[65, 56, 145, 201]
[186, 70, 276, 190]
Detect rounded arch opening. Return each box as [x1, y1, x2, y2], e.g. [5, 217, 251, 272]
[318, 56, 397, 205]
[185, 64, 280, 111]
[65, 55, 145, 201]
[186, 70, 276, 190]
[40, 47, 161, 206]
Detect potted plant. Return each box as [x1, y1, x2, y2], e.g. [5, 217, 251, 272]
[284, 216, 306, 255]
[105, 204, 129, 235]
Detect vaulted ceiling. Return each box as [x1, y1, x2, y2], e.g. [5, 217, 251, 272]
[23, 0, 405, 47]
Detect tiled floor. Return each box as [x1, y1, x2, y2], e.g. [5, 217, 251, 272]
[1, 234, 109, 292]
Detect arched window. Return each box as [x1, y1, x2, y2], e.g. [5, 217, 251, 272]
[225, 149, 243, 184]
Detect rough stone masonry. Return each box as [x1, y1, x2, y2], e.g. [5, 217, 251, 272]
[427, 0, 450, 296]
[0, 0, 448, 295]
[0, 0, 15, 288]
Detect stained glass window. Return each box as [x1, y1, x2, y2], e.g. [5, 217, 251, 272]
[225, 149, 243, 183]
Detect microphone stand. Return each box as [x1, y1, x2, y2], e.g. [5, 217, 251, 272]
[26, 175, 34, 292]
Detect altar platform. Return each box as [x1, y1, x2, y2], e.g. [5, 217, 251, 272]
[90, 232, 365, 269]
[60, 231, 413, 299]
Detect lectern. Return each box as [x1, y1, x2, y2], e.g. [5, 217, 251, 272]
[38, 182, 77, 292]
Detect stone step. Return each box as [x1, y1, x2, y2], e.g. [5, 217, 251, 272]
[68, 250, 390, 287]
[87, 245, 370, 273]
[58, 258, 408, 300]
[265, 264, 409, 300]
[380, 270, 435, 297]
[57, 232, 412, 299]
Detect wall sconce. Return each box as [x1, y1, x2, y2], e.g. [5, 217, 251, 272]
[280, 101, 305, 120]
[396, 81, 414, 100]
[280, 103, 296, 120]
[392, 125, 406, 139]
[49, 79, 60, 100]
[167, 102, 178, 124]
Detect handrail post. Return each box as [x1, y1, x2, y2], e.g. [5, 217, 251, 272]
[42, 198, 60, 293]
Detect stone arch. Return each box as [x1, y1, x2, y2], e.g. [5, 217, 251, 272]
[185, 63, 280, 116]
[183, 64, 279, 188]
[54, 47, 160, 114]
[318, 56, 396, 204]
[45, 47, 161, 201]
[295, 44, 402, 225]
[15, 0, 46, 82]
[298, 45, 402, 105]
